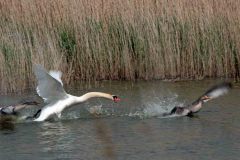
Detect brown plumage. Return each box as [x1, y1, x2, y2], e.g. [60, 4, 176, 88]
[0, 100, 40, 115]
[166, 82, 232, 117]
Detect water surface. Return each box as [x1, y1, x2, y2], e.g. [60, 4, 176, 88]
[0, 80, 240, 160]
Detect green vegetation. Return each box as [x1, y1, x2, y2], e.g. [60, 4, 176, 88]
[0, 0, 239, 93]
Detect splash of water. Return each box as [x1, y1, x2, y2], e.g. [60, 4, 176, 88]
[10, 92, 185, 122]
[87, 105, 104, 115]
[128, 93, 184, 119]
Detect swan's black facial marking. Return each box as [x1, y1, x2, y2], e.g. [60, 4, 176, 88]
[112, 95, 120, 102]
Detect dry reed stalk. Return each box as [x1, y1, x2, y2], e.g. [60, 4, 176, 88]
[0, 0, 239, 93]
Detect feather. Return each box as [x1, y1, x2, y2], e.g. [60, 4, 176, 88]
[204, 82, 232, 99]
[49, 70, 63, 86]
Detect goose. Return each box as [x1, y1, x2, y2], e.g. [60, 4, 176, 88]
[165, 82, 232, 117]
[0, 100, 39, 115]
[32, 64, 120, 122]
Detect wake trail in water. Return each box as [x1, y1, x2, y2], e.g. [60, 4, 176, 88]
[4, 92, 184, 123]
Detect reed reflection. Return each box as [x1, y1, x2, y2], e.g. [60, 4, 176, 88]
[37, 121, 75, 156]
[0, 116, 15, 134]
[92, 110, 117, 160]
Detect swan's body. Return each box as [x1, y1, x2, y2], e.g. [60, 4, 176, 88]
[33, 65, 120, 122]
[165, 82, 232, 117]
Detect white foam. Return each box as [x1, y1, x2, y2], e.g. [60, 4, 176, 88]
[128, 93, 183, 119]
[87, 105, 103, 115]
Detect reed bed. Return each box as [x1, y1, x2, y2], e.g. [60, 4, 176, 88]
[0, 0, 239, 93]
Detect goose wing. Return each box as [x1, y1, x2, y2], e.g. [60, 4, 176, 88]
[203, 82, 232, 99]
[190, 82, 232, 106]
[33, 64, 67, 103]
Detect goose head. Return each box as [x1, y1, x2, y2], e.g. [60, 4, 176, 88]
[200, 95, 211, 103]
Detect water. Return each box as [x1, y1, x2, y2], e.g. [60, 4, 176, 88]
[0, 80, 240, 160]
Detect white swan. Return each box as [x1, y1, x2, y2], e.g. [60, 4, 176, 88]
[32, 64, 120, 122]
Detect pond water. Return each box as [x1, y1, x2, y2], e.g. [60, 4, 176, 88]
[0, 80, 240, 160]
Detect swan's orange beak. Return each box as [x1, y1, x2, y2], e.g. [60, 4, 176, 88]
[113, 95, 121, 102]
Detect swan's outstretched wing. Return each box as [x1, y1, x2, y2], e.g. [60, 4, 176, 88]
[34, 64, 67, 103]
[49, 70, 63, 86]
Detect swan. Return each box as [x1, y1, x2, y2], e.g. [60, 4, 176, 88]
[32, 64, 120, 121]
[165, 82, 232, 117]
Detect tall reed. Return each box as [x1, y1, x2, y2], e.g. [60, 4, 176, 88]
[0, 0, 239, 93]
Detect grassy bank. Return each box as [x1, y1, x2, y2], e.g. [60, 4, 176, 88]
[0, 0, 239, 93]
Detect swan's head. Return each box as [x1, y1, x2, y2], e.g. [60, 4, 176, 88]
[112, 95, 120, 102]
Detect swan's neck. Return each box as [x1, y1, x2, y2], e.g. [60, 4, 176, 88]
[74, 92, 113, 103]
